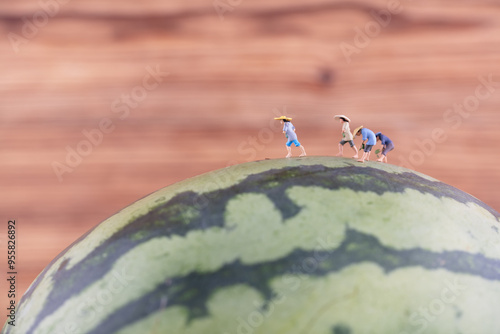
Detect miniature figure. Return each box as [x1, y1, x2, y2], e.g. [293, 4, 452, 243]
[353, 126, 376, 163]
[274, 116, 306, 158]
[375, 132, 394, 163]
[334, 115, 358, 159]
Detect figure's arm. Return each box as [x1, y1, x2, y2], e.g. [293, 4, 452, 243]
[362, 132, 368, 143]
[360, 137, 367, 149]
[383, 138, 389, 149]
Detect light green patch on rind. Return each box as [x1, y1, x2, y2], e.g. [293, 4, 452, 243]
[286, 186, 500, 259]
[61, 157, 436, 271]
[285, 186, 500, 259]
[114, 285, 267, 334]
[114, 264, 500, 334]
[31, 192, 345, 334]
[13, 265, 59, 333]
[224, 193, 346, 264]
[27, 185, 499, 334]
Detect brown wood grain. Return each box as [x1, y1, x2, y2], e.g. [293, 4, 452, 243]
[1, 0, 499, 314]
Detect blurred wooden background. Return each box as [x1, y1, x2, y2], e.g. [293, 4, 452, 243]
[1, 0, 499, 313]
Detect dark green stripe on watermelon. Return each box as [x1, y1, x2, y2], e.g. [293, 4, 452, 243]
[21, 165, 499, 333]
[87, 228, 500, 334]
[332, 324, 352, 334]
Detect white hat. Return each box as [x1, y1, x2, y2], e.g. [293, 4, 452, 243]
[334, 115, 351, 122]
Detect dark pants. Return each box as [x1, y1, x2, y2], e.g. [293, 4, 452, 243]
[382, 143, 395, 155]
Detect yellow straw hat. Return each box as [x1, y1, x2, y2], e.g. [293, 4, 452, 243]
[352, 126, 364, 137]
[274, 116, 292, 121]
[334, 115, 351, 122]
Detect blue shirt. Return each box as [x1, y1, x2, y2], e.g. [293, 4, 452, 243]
[283, 122, 297, 141]
[375, 132, 393, 146]
[361, 128, 376, 146]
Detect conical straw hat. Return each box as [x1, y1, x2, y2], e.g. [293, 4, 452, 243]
[352, 126, 364, 137]
[274, 116, 292, 121]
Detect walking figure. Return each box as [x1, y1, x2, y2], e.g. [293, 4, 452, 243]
[274, 116, 306, 158]
[334, 115, 358, 159]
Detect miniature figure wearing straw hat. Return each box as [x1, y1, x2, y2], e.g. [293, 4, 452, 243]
[375, 132, 395, 163]
[353, 125, 376, 163]
[274, 116, 306, 158]
[334, 115, 358, 159]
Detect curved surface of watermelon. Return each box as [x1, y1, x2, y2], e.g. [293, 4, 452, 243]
[4, 157, 500, 334]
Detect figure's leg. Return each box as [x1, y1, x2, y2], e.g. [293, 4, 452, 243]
[299, 145, 306, 157]
[286, 146, 292, 158]
[384, 145, 394, 163]
[351, 144, 359, 159]
[377, 147, 385, 162]
[357, 151, 368, 163]
[337, 143, 343, 157]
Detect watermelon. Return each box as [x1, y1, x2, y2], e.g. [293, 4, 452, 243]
[4, 157, 500, 334]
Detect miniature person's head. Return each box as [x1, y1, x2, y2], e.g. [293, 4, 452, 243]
[375, 132, 382, 140]
[335, 115, 350, 124]
[274, 116, 292, 123]
[353, 126, 364, 137]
